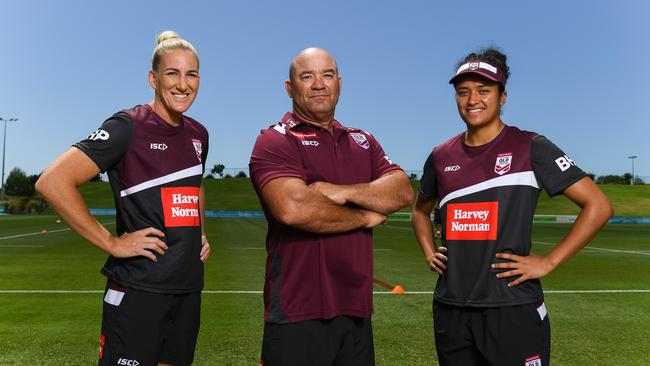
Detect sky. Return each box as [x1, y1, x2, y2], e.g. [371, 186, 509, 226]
[2, 0, 649, 180]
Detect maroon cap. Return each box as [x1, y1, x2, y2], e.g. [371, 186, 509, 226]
[449, 60, 507, 87]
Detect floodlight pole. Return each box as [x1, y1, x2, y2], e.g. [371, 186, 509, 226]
[628, 155, 637, 186]
[0, 117, 19, 200]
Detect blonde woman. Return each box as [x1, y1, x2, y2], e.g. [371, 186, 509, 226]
[37, 31, 210, 365]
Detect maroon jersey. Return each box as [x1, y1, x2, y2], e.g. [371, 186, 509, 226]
[249, 112, 401, 324]
[75, 104, 209, 293]
[419, 125, 585, 307]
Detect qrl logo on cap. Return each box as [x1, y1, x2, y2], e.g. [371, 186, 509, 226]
[468, 62, 480, 70]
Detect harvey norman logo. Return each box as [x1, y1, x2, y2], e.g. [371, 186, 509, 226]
[161, 187, 200, 227]
[446, 201, 499, 240]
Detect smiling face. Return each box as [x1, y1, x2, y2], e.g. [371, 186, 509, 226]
[454, 74, 506, 131]
[285, 48, 342, 126]
[148, 49, 200, 125]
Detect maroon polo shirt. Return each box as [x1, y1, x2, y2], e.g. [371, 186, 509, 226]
[249, 112, 401, 324]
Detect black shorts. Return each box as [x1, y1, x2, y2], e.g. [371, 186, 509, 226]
[261, 315, 374, 366]
[98, 280, 201, 366]
[433, 300, 550, 366]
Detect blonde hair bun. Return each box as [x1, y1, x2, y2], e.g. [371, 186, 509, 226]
[156, 30, 180, 46]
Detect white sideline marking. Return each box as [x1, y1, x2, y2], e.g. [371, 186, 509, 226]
[378, 229, 650, 258]
[0, 222, 116, 242]
[0, 244, 45, 248]
[533, 240, 650, 256]
[0, 228, 72, 240]
[2, 289, 649, 295]
[382, 225, 412, 231]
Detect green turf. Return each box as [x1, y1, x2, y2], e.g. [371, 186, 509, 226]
[78, 179, 650, 216]
[1, 216, 648, 365]
[534, 184, 650, 216]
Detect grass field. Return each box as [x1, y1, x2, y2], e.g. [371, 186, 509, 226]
[1, 215, 649, 365]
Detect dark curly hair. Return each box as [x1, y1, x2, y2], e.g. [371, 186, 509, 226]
[456, 47, 510, 92]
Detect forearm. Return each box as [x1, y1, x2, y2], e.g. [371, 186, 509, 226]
[282, 188, 378, 233]
[262, 177, 385, 234]
[315, 171, 414, 214]
[412, 207, 437, 260]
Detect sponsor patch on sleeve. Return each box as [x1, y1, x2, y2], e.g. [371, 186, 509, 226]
[161, 187, 201, 227]
[446, 201, 498, 240]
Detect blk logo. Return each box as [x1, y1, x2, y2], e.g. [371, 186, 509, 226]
[88, 129, 109, 141]
[555, 155, 575, 172]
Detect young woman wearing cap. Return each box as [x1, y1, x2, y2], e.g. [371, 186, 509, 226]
[37, 31, 210, 365]
[411, 47, 612, 366]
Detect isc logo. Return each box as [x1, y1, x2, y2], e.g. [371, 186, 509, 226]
[444, 165, 461, 172]
[150, 143, 168, 150]
[301, 140, 319, 146]
[555, 155, 575, 172]
[117, 358, 140, 366]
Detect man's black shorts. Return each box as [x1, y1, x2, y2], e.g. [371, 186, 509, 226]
[98, 280, 201, 366]
[433, 300, 550, 366]
[261, 315, 374, 366]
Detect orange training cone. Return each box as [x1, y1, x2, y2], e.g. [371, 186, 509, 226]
[391, 285, 405, 294]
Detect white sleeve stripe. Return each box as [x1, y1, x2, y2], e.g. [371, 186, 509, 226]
[120, 164, 203, 197]
[438, 171, 540, 207]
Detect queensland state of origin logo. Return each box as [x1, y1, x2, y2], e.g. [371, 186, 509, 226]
[350, 132, 370, 150]
[494, 152, 512, 175]
[192, 139, 202, 162]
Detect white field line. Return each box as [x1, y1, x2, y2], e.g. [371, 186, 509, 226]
[382, 226, 650, 258]
[0, 244, 45, 248]
[1, 289, 649, 295]
[533, 240, 650, 256]
[0, 222, 116, 242]
[0, 228, 72, 240]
